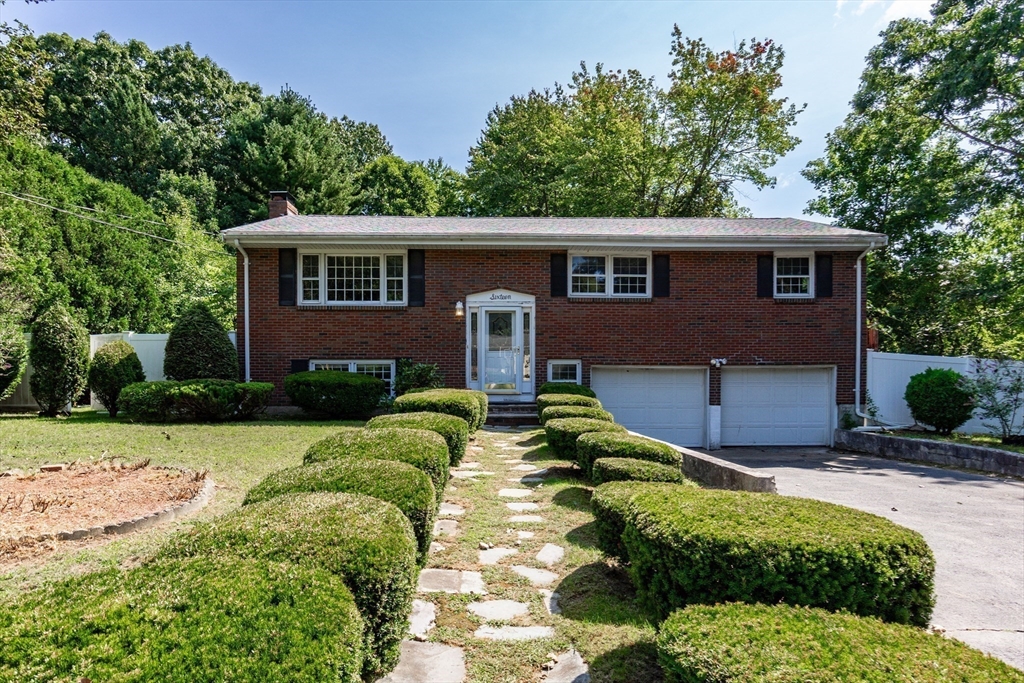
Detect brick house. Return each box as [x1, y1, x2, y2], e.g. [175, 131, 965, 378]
[222, 192, 886, 449]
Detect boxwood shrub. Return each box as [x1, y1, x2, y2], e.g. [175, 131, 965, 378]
[163, 302, 239, 381]
[594, 482, 936, 625]
[88, 340, 146, 417]
[304, 428, 450, 505]
[119, 380, 273, 422]
[540, 405, 614, 426]
[28, 303, 90, 417]
[904, 367, 976, 435]
[285, 370, 385, 419]
[537, 382, 597, 398]
[244, 459, 436, 564]
[592, 457, 695, 486]
[161, 492, 416, 680]
[657, 603, 1023, 683]
[394, 388, 482, 430]
[0, 555, 364, 683]
[536, 393, 602, 419]
[366, 411, 469, 466]
[545, 417, 626, 459]
[577, 431, 680, 479]
[470, 389, 488, 425]
[591, 480, 644, 563]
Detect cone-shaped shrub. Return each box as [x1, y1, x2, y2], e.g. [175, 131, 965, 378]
[29, 304, 90, 417]
[163, 303, 238, 381]
[366, 411, 469, 466]
[536, 393, 602, 419]
[88, 340, 145, 417]
[0, 316, 27, 402]
[576, 432, 680, 479]
[545, 417, 626, 459]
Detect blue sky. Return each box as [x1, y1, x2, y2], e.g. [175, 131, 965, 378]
[3, 0, 934, 220]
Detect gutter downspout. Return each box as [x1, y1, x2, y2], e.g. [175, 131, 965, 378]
[234, 239, 251, 383]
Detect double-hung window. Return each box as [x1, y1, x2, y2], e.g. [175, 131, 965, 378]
[299, 252, 406, 305]
[309, 360, 396, 395]
[570, 254, 650, 297]
[774, 254, 813, 298]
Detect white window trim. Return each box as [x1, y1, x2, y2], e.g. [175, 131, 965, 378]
[298, 252, 408, 306]
[308, 359, 397, 395]
[773, 252, 815, 299]
[547, 359, 582, 384]
[568, 252, 652, 298]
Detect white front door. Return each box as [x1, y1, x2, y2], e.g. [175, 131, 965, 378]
[482, 308, 519, 393]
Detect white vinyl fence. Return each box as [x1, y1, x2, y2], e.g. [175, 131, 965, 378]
[0, 332, 236, 411]
[867, 350, 1023, 435]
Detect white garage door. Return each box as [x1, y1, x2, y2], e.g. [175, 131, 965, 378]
[591, 367, 706, 447]
[721, 367, 832, 446]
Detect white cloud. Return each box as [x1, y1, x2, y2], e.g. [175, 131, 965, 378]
[834, 0, 934, 23]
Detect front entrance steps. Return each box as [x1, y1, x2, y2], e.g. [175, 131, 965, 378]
[486, 402, 539, 427]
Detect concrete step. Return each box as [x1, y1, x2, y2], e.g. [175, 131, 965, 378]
[486, 403, 539, 427]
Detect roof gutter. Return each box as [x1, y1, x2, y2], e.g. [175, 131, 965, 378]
[234, 239, 250, 383]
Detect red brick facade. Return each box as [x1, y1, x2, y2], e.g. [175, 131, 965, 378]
[236, 248, 867, 406]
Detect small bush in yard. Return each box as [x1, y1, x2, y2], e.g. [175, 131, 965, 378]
[545, 417, 626, 459]
[393, 359, 444, 395]
[285, 370, 385, 418]
[0, 315, 27, 402]
[577, 431, 680, 479]
[163, 302, 238, 381]
[366, 411, 469, 466]
[244, 459, 436, 564]
[119, 380, 272, 422]
[591, 481, 936, 625]
[0, 555, 365, 683]
[394, 388, 482, 430]
[540, 405, 614, 426]
[536, 393, 602, 419]
[592, 457, 695, 486]
[904, 367, 975, 435]
[537, 382, 597, 398]
[162, 492, 416, 680]
[304, 428, 450, 505]
[28, 304, 90, 417]
[657, 603, 1023, 683]
[88, 340, 145, 417]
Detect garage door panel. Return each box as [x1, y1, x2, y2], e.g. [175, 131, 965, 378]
[721, 368, 832, 446]
[591, 368, 706, 448]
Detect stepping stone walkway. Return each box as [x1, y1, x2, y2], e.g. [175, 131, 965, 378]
[408, 599, 436, 637]
[506, 502, 539, 512]
[542, 650, 590, 683]
[478, 547, 517, 565]
[467, 599, 529, 621]
[475, 625, 555, 641]
[517, 530, 535, 539]
[511, 464, 537, 471]
[376, 641, 465, 683]
[417, 568, 486, 595]
[498, 488, 533, 498]
[456, 462, 481, 469]
[539, 589, 561, 615]
[535, 543, 565, 566]
[520, 477, 545, 484]
[511, 565, 559, 587]
[429, 541, 445, 554]
[439, 503, 465, 517]
[508, 514, 544, 523]
[433, 519, 458, 536]
[452, 470, 494, 479]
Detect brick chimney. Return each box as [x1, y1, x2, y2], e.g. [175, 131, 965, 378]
[268, 191, 298, 218]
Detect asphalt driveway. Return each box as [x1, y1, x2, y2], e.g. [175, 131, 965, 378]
[700, 446, 1024, 670]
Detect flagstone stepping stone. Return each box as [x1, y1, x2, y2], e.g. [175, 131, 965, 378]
[535, 543, 565, 566]
[511, 464, 537, 471]
[508, 515, 544, 523]
[470, 446, 484, 451]
[418, 569, 487, 595]
[439, 503, 465, 517]
[409, 599, 436, 637]
[452, 470, 495, 479]
[506, 502, 540, 512]
[467, 599, 529, 621]
[376, 640, 466, 683]
[520, 477, 545, 484]
[499, 488, 533, 498]
[517, 530, 535, 539]
[511, 565, 559, 587]
[539, 589, 561, 615]
[457, 462, 481, 469]
[475, 625, 555, 641]
[429, 542, 446, 554]
[542, 649, 590, 683]
[434, 519, 458, 536]
[479, 547, 518, 565]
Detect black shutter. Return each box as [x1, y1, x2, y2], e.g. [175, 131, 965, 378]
[279, 248, 297, 306]
[815, 253, 833, 298]
[550, 253, 568, 297]
[408, 249, 425, 307]
[290, 359, 309, 374]
[756, 255, 773, 298]
[653, 254, 670, 297]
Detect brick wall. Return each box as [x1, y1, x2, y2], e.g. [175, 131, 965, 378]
[236, 249, 866, 406]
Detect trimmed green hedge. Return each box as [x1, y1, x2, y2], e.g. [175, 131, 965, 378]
[657, 603, 1023, 683]
[592, 482, 936, 625]
[28, 304, 90, 417]
[540, 405, 614, 426]
[119, 380, 273, 422]
[366, 411, 469, 466]
[161, 492, 416, 680]
[592, 457, 695, 486]
[545, 417, 626, 459]
[88, 339, 145, 418]
[394, 388, 481, 430]
[0, 555, 364, 683]
[577, 431, 680, 479]
[536, 393, 602, 419]
[591, 480, 642, 563]
[538, 382, 597, 398]
[470, 389, 488, 426]
[285, 370, 385, 419]
[244, 459, 436, 564]
[304, 428, 450, 505]
[163, 302, 239, 381]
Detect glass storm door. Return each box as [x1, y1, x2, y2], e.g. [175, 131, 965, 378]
[482, 309, 518, 393]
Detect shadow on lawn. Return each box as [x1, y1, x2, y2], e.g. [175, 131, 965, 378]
[588, 641, 664, 683]
[564, 520, 599, 550]
[552, 486, 592, 510]
[555, 562, 655, 628]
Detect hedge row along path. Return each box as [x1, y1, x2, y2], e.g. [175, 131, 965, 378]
[379, 426, 666, 683]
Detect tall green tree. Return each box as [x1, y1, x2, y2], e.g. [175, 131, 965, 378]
[0, 16, 48, 141]
[352, 155, 438, 216]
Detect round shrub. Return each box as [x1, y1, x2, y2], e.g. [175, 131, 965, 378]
[538, 382, 597, 398]
[304, 428, 450, 505]
[88, 340, 145, 417]
[545, 417, 626, 459]
[244, 459, 436, 564]
[394, 388, 481, 430]
[393, 359, 444, 396]
[0, 315, 28, 402]
[366, 411, 469, 466]
[471, 389, 488, 425]
[657, 602, 1023, 683]
[118, 380, 273, 422]
[593, 482, 936, 625]
[904, 367, 976, 435]
[163, 302, 238, 381]
[28, 304, 90, 417]
[577, 431, 680, 479]
[540, 405, 614, 426]
[592, 457, 695, 486]
[285, 370, 385, 419]
[161, 493, 415, 680]
[0, 555, 364, 683]
[536, 393, 602, 419]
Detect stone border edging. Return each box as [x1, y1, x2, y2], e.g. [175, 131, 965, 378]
[834, 429, 1024, 478]
[626, 431, 778, 493]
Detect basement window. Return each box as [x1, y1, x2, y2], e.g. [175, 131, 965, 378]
[547, 360, 582, 384]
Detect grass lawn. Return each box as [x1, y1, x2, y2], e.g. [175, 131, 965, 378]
[890, 429, 1024, 455]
